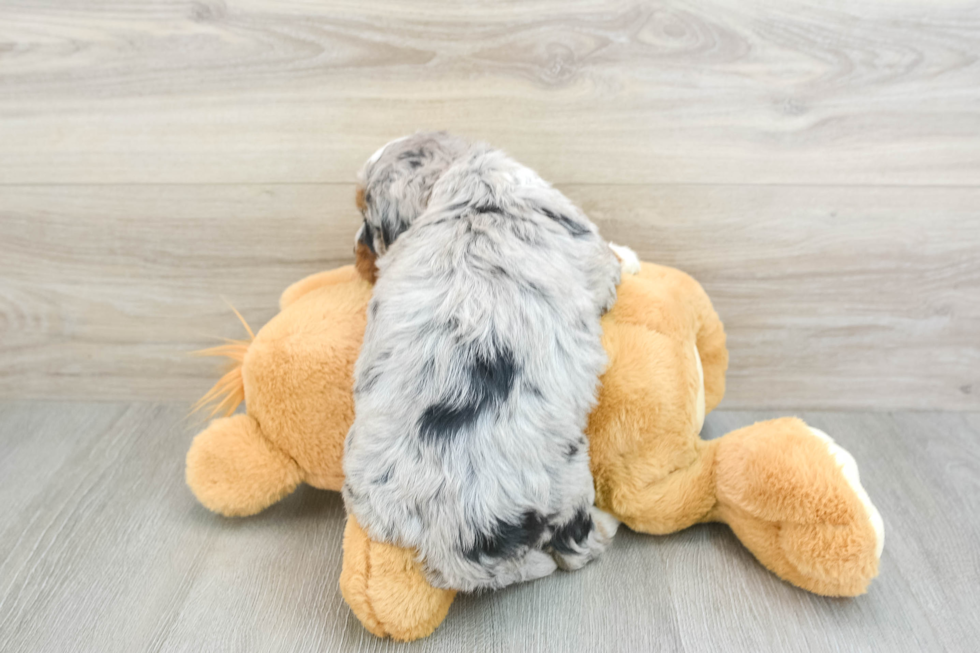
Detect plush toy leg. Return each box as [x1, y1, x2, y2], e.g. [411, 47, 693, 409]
[709, 418, 883, 596]
[186, 414, 302, 517]
[603, 438, 719, 535]
[340, 516, 456, 641]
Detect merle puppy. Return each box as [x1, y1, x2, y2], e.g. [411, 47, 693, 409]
[343, 132, 629, 591]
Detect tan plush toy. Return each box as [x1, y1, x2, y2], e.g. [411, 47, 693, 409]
[187, 261, 883, 642]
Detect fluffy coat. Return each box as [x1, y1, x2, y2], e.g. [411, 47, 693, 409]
[342, 133, 621, 590]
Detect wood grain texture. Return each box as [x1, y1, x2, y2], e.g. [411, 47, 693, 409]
[0, 1, 978, 185]
[1, 1, 978, 406]
[581, 184, 980, 410]
[1, 402, 978, 652]
[1, 184, 977, 408]
[0, 184, 360, 402]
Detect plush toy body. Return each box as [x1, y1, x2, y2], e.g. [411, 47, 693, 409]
[187, 262, 883, 641]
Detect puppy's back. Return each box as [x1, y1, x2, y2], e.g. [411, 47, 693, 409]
[344, 146, 619, 590]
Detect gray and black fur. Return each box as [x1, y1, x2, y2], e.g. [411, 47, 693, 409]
[354, 132, 470, 259]
[343, 132, 622, 591]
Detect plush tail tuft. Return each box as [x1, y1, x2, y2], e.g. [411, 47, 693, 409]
[192, 302, 255, 418]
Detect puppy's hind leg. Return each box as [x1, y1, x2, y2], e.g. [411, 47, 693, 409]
[486, 549, 559, 590]
[548, 506, 620, 571]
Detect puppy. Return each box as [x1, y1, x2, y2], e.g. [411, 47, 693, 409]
[343, 132, 625, 591]
[352, 132, 469, 283]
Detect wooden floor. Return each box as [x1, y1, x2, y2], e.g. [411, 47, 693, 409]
[0, 402, 977, 652]
[0, 1, 978, 410]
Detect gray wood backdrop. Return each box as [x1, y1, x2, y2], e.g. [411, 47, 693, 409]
[1, 0, 978, 409]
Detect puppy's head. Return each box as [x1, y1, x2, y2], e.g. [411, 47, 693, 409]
[354, 132, 469, 262]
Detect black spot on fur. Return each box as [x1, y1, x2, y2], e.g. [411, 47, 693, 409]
[356, 349, 390, 394]
[490, 265, 511, 279]
[471, 346, 516, 408]
[373, 466, 393, 485]
[343, 482, 362, 503]
[418, 346, 516, 442]
[370, 300, 380, 318]
[472, 201, 501, 214]
[397, 148, 424, 169]
[379, 221, 397, 249]
[540, 207, 590, 237]
[565, 442, 579, 458]
[417, 216, 452, 230]
[525, 281, 549, 298]
[354, 367, 379, 394]
[522, 381, 544, 399]
[418, 399, 481, 442]
[465, 511, 548, 561]
[548, 509, 594, 555]
[358, 221, 376, 254]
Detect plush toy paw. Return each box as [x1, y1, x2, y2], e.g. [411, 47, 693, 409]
[806, 427, 885, 559]
[340, 516, 456, 642]
[186, 414, 302, 517]
[592, 506, 621, 542]
[610, 243, 641, 275]
[713, 417, 882, 596]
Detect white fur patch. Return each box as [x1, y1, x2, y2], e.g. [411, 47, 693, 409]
[521, 550, 559, 583]
[367, 134, 410, 166]
[808, 428, 885, 559]
[609, 243, 641, 275]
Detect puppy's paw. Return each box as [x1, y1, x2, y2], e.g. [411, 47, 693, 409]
[609, 243, 641, 275]
[520, 549, 559, 583]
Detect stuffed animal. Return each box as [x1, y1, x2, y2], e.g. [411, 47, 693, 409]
[186, 262, 883, 642]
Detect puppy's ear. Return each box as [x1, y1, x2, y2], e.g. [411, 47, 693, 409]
[355, 242, 378, 283]
[354, 222, 378, 283]
[355, 185, 368, 214]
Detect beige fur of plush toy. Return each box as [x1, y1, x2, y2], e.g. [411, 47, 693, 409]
[186, 261, 883, 642]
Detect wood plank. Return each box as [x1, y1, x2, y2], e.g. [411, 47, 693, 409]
[579, 184, 980, 410]
[0, 184, 362, 402]
[0, 402, 350, 653]
[0, 402, 977, 651]
[1, 183, 977, 409]
[1, 1, 978, 185]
